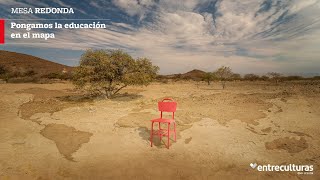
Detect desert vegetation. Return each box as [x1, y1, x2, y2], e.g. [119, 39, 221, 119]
[72, 49, 159, 98]
[213, 66, 233, 89]
[203, 72, 215, 85]
[0, 67, 72, 83]
[0, 50, 73, 83]
[1, 49, 319, 88]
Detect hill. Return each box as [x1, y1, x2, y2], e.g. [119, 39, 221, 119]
[161, 69, 206, 80]
[181, 69, 206, 80]
[0, 50, 73, 76]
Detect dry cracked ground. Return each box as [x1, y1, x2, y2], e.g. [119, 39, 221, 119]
[0, 81, 319, 180]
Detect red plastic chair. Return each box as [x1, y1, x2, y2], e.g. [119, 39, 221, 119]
[150, 98, 177, 149]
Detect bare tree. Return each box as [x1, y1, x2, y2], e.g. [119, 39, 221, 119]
[267, 72, 282, 84]
[214, 66, 233, 89]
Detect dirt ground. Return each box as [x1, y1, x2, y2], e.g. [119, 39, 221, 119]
[0, 81, 319, 180]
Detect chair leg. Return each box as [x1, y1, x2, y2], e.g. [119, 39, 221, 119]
[159, 122, 162, 142]
[167, 123, 170, 149]
[174, 122, 176, 142]
[150, 122, 154, 147]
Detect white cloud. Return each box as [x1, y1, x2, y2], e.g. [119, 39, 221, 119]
[112, 0, 155, 20]
[3, 0, 320, 74]
[289, 0, 318, 14]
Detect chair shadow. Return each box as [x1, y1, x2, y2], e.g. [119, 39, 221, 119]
[137, 126, 175, 149]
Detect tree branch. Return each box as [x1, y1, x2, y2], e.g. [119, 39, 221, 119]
[113, 85, 127, 95]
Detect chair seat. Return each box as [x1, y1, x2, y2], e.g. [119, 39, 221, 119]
[151, 118, 175, 123]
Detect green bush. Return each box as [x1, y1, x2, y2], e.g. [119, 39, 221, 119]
[202, 72, 215, 85]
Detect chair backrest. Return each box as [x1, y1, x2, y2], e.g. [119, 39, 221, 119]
[158, 98, 177, 112]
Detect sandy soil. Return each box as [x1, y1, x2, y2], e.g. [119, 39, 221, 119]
[0, 81, 319, 180]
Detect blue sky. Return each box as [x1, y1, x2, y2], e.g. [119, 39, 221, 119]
[0, 0, 320, 75]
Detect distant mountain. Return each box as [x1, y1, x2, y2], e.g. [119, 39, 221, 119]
[161, 69, 206, 80]
[181, 69, 206, 79]
[0, 50, 73, 76]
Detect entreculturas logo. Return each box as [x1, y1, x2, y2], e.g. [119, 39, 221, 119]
[250, 163, 314, 175]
